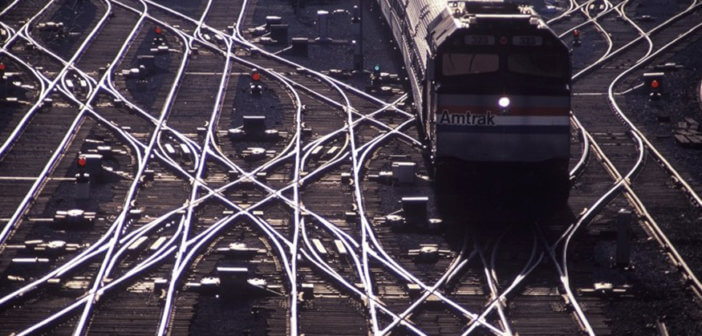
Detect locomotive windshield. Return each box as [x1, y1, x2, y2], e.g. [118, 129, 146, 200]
[438, 52, 568, 79]
[508, 53, 568, 78]
[441, 53, 499, 76]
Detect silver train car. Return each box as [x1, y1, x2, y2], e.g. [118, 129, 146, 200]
[377, 0, 572, 193]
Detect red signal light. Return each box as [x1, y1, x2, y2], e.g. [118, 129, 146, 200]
[251, 72, 261, 81]
[0, 63, 5, 71]
[77, 157, 87, 167]
[155, 27, 163, 35]
[573, 29, 580, 38]
[650, 79, 659, 89]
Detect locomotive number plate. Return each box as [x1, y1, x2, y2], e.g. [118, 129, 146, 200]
[512, 36, 543, 46]
[463, 35, 495, 45]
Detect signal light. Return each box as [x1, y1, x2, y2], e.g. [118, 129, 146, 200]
[0, 63, 5, 71]
[371, 65, 381, 87]
[77, 156, 87, 168]
[643, 72, 663, 101]
[155, 27, 163, 35]
[572, 29, 581, 47]
[250, 69, 262, 95]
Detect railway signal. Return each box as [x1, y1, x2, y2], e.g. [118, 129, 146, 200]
[371, 64, 381, 86]
[643, 72, 663, 100]
[153, 27, 166, 46]
[250, 69, 263, 95]
[572, 29, 581, 47]
[77, 156, 87, 170]
[0, 62, 5, 78]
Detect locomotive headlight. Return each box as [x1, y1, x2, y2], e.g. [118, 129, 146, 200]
[498, 96, 511, 109]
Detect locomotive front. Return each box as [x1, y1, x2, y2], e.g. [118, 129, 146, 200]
[428, 3, 572, 185]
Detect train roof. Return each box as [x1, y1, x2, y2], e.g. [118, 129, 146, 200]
[430, 1, 549, 51]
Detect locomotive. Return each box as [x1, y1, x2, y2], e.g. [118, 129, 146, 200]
[377, 0, 572, 201]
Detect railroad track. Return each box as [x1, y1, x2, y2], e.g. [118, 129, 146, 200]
[0, 0, 701, 335]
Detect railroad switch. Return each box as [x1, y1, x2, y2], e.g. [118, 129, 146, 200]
[241, 147, 270, 160]
[216, 243, 261, 259]
[384, 214, 405, 229]
[408, 244, 450, 263]
[579, 282, 631, 297]
[52, 209, 96, 228]
[409, 245, 439, 263]
[191, 277, 220, 294]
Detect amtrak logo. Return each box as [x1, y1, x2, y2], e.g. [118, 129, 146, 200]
[438, 110, 496, 126]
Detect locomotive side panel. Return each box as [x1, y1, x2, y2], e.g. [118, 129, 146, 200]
[377, 0, 449, 128]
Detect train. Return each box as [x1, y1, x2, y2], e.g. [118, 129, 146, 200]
[377, 0, 572, 202]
